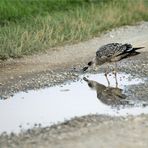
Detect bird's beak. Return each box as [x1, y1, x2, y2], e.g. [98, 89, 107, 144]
[82, 66, 88, 72]
[83, 77, 89, 82]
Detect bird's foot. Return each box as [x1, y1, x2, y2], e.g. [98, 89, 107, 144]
[112, 70, 116, 75]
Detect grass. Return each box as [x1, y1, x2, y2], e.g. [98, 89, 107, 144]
[0, 0, 148, 60]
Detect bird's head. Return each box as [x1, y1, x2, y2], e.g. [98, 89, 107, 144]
[83, 77, 97, 90]
[82, 58, 98, 72]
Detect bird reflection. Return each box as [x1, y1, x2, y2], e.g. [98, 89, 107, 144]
[83, 77, 127, 106]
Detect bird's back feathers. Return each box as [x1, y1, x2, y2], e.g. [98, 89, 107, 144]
[96, 43, 144, 60]
[82, 43, 144, 72]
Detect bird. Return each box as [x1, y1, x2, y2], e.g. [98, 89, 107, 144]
[83, 43, 144, 87]
[83, 77, 127, 106]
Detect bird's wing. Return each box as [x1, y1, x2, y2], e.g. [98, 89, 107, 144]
[96, 43, 122, 58]
[114, 43, 133, 57]
[96, 43, 133, 58]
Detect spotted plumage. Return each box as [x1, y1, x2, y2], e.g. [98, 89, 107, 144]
[83, 77, 126, 105]
[82, 43, 144, 87]
[83, 43, 144, 71]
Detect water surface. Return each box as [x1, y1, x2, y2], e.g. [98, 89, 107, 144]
[0, 73, 147, 133]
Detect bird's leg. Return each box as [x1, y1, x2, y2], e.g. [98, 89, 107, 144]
[113, 62, 118, 87]
[105, 64, 110, 87]
[105, 73, 110, 87]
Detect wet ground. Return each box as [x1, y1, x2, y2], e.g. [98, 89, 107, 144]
[0, 73, 147, 134]
[0, 22, 148, 148]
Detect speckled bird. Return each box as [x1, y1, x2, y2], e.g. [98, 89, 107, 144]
[83, 77, 126, 105]
[83, 43, 144, 86]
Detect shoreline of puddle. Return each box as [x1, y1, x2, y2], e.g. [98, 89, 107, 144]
[0, 72, 147, 134]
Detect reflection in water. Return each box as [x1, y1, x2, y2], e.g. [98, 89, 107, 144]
[0, 73, 146, 134]
[83, 77, 127, 106]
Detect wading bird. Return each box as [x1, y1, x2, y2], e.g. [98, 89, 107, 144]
[83, 77, 126, 106]
[83, 43, 144, 87]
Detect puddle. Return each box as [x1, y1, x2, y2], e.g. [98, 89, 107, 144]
[0, 73, 147, 134]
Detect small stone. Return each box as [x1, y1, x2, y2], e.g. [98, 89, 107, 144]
[10, 77, 13, 79]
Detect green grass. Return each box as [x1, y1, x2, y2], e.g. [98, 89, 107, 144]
[0, 0, 148, 60]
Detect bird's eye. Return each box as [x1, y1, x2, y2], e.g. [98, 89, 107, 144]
[88, 61, 92, 66]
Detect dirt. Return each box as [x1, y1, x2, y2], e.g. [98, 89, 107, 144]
[0, 22, 148, 148]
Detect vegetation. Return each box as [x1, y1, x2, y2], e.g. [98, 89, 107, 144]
[0, 0, 148, 60]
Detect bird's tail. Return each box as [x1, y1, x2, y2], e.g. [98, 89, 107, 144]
[133, 47, 144, 50]
[82, 61, 93, 72]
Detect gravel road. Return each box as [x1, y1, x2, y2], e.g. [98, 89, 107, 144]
[0, 22, 148, 148]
